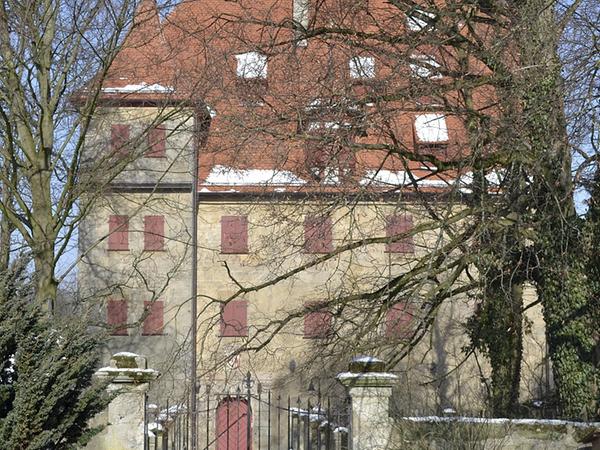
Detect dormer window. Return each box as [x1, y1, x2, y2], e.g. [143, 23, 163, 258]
[349, 56, 375, 79]
[414, 114, 449, 154]
[304, 121, 355, 183]
[235, 52, 268, 79]
[406, 9, 436, 32]
[409, 55, 442, 79]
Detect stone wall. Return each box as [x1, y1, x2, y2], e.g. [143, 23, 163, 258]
[391, 418, 598, 450]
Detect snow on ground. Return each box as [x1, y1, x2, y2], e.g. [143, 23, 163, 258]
[401, 416, 600, 428]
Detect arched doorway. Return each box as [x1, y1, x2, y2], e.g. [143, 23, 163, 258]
[216, 397, 252, 450]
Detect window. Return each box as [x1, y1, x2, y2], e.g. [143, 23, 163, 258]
[220, 300, 248, 337]
[302, 99, 361, 182]
[304, 303, 332, 338]
[304, 215, 333, 253]
[111, 124, 130, 154]
[221, 216, 249, 254]
[406, 9, 436, 31]
[385, 302, 413, 338]
[107, 299, 128, 336]
[414, 114, 448, 143]
[108, 215, 129, 251]
[385, 215, 414, 253]
[304, 123, 355, 183]
[349, 56, 376, 79]
[409, 55, 442, 79]
[144, 215, 165, 251]
[146, 126, 166, 158]
[235, 52, 268, 79]
[142, 300, 164, 335]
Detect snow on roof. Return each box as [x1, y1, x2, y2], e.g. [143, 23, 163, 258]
[148, 422, 163, 432]
[406, 9, 436, 31]
[360, 170, 451, 188]
[414, 114, 448, 142]
[97, 367, 158, 374]
[235, 52, 268, 79]
[102, 82, 174, 94]
[113, 351, 140, 358]
[352, 356, 383, 363]
[360, 169, 408, 186]
[337, 372, 398, 380]
[204, 165, 307, 186]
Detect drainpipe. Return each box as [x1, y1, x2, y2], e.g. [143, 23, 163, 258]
[190, 105, 205, 450]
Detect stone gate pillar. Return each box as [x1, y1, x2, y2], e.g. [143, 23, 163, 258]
[86, 352, 159, 450]
[337, 356, 397, 450]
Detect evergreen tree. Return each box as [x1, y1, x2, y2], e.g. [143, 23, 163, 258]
[0, 259, 110, 449]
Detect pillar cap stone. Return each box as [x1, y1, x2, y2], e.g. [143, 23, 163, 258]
[337, 356, 398, 388]
[349, 356, 385, 373]
[95, 352, 159, 384]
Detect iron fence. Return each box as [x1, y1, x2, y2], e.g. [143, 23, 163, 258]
[145, 373, 350, 450]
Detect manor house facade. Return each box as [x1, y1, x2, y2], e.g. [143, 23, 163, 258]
[78, 0, 549, 417]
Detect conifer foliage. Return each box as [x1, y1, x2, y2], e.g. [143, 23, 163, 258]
[0, 259, 110, 449]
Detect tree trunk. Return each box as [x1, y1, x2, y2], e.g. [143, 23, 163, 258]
[515, 0, 599, 419]
[29, 167, 58, 312]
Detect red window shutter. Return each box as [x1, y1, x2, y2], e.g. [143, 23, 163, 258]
[146, 126, 166, 158]
[304, 216, 333, 254]
[385, 215, 414, 253]
[385, 302, 413, 338]
[221, 216, 249, 254]
[108, 215, 129, 251]
[107, 299, 128, 336]
[144, 215, 165, 251]
[304, 303, 332, 339]
[143, 300, 164, 335]
[111, 124, 130, 155]
[220, 300, 248, 337]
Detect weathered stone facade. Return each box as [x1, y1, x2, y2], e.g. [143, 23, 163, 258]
[78, 0, 551, 418]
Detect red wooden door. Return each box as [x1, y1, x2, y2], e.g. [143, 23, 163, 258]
[216, 398, 251, 450]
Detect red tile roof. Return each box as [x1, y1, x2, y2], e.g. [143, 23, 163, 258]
[101, 0, 473, 193]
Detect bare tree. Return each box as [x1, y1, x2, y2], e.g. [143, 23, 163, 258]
[172, 0, 599, 418]
[0, 0, 169, 309]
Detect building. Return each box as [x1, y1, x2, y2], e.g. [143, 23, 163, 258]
[78, 0, 549, 427]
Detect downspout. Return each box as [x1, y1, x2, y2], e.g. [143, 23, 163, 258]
[190, 105, 204, 450]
